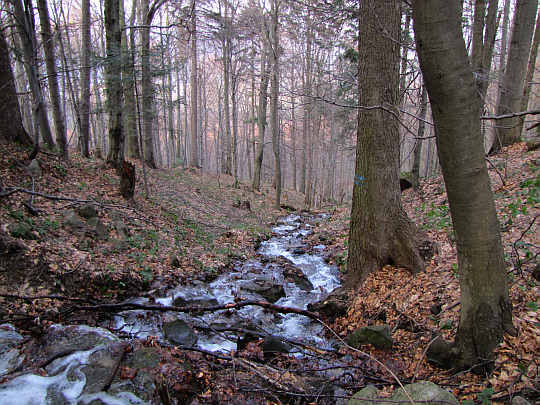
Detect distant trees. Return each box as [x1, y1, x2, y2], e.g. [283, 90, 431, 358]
[493, 0, 539, 150]
[7, 0, 537, 207]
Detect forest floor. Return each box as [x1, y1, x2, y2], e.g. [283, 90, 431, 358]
[0, 141, 538, 404]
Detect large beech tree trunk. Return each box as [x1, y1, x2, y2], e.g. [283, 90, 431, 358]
[105, 0, 125, 171]
[412, 0, 515, 372]
[252, 26, 269, 191]
[346, 0, 429, 287]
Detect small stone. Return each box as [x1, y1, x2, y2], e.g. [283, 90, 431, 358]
[512, 396, 532, 405]
[26, 159, 42, 175]
[170, 255, 181, 268]
[261, 335, 291, 355]
[109, 209, 122, 222]
[78, 202, 97, 219]
[110, 238, 127, 251]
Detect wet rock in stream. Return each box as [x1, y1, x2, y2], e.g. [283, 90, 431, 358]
[239, 277, 286, 303]
[163, 319, 198, 346]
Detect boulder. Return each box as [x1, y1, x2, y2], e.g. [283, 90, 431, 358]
[526, 137, 540, 152]
[173, 295, 218, 308]
[86, 217, 109, 240]
[349, 381, 459, 405]
[8, 221, 36, 240]
[262, 335, 291, 355]
[0, 349, 24, 377]
[30, 325, 119, 360]
[283, 266, 313, 291]
[63, 211, 86, 234]
[162, 319, 198, 346]
[78, 202, 97, 219]
[240, 277, 286, 303]
[307, 288, 349, 320]
[114, 220, 130, 240]
[392, 381, 459, 405]
[349, 325, 393, 350]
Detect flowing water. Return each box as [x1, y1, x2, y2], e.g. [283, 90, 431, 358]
[114, 213, 341, 353]
[0, 213, 343, 404]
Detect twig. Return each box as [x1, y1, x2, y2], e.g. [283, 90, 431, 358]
[102, 344, 128, 392]
[437, 301, 460, 317]
[486, 157, 506, 187]
[0, 293, 98, 304]
[154, 375, 172, 405]
[412, 336, 440, 383]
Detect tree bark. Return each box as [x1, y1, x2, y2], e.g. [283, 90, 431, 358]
[105, 0, 125, 171]
[12, 0, 55, 150]
[252, 18, 269, 191]
[123, 0, 140, 159]
[270, 0, 281, 210]
[0, 24, 33, 146]
[412, 0, 515, 372]
[518, 7, 540, 135]
[493, 0, 538, 150]
[346, 0, 429, 287]
[188, 0, 199, 168]
[411, 84, 428, 190]
[79, 0, 91, 157]
[36, 0, 68, 158]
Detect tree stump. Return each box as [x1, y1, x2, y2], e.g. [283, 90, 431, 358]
[119, 161, 136, 200]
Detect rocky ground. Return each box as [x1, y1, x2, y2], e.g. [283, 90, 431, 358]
[0, 141, 538, 404]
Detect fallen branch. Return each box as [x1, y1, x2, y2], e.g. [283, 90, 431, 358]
[67, 300, 323, 321]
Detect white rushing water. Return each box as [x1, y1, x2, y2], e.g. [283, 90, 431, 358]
[111, 213, 341, 352]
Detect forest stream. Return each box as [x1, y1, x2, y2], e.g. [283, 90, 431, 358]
[0, 213, 347, 404]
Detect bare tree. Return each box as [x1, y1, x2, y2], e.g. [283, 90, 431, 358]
[12, 0, 55, 150]
[413, 0, 516, 372]
[105, 0, 125, 170]
[493, 0, 538, 150]
[36, 0, 68, 158]
[0, 23, 33, 146]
